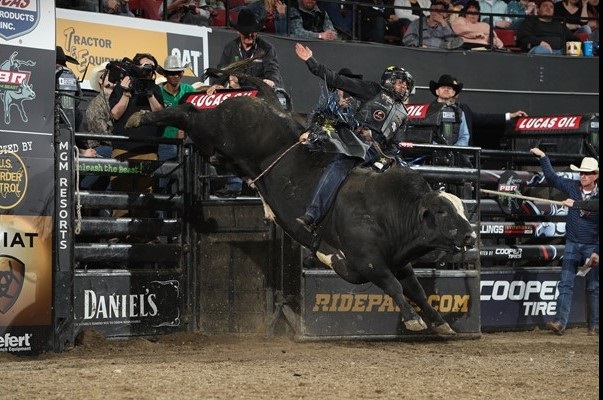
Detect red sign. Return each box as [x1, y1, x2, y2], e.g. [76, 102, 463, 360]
[514, 116, 582, 131]
[405, 104, 430, 119]
[184, 89, 258, 110]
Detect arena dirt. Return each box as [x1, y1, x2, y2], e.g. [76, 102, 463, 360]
[0, 328, 598, 400]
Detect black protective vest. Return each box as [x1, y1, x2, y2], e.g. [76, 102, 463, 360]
[427, 102, 462, 145]
[355, 91, 407, 146]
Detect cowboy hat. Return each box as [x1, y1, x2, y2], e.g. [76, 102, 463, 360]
[230, 9, 263, 34]
[338, 68, 363, 80]
[570, 157, 599, 173]
[156, 55, 191, 76]
[89, 63, 109, 93]
[429, 74, 463, 96]
[56, 46, 79, 65]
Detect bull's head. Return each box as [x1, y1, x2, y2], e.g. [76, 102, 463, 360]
[419, 191, 476, 253]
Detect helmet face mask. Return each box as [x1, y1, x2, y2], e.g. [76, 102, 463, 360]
[381, 66, 414, 102]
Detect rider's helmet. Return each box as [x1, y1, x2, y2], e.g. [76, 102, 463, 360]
[381, 66, 414, 103]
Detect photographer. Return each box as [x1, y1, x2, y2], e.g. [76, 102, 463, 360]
[109, 53, 164, 233]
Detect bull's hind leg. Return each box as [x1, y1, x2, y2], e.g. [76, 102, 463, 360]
[396, 264, 456, 336]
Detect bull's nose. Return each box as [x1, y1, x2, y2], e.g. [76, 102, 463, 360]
[465, 231, 477, 248]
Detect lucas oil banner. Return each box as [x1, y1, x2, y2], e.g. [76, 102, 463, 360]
[0, 1, 55, 355]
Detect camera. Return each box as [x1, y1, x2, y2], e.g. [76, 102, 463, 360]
[106, 57, 155, 95]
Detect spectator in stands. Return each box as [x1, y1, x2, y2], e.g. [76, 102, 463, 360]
[207, 9, 284, 197]
[428, 74, 527, 147]
[56, 46, 84, 132]
[403, 0, 464, 48]
[386, 0, 431, 40]
[128, 0, 163, 19]
[233, 0, 288, 33]
[358, 0, 387, 43]
[162, 0, 212, 26]
[517, 0, 581, 54]
[109, 53, 164, 224]
[103, 0, 135, 16]
[156, 55, 195, 194]
[586, 0, 599, 42]
[451, 0, 504, 49]
[507, 0, 537, 31]
[288, 0, 339, 40]
[478, 0, 511, 29]
[554, 0, 592, 35]
[530, 149, 599, 337]
[318, 0, 354, 38]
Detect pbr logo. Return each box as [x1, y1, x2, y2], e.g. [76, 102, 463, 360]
[0, 51, 37, 125]
[0, 255, 25, 314]
[0, 0, 39, 41]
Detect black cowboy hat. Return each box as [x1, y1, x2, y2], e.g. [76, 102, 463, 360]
[338, 68, 363, 80]
[230, 9, 264, 34]
[56, 46, 79, 65]
[429, 74, 463, 96]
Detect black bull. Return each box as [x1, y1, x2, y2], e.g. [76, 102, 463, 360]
[127, 96, 477, 335]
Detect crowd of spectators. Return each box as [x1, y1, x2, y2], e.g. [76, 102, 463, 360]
[57, 0, 598, 52]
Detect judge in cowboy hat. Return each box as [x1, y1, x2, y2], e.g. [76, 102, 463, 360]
[428, 73, 528, 148]
[530, 146, 599, 337]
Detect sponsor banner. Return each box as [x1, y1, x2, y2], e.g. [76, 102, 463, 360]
[481, 269, 586, 330]
[514, 116, 583, 132]
[183, 89, 259, 110]
[56, 9, 211, 90]
[301, 270, 480, 337]
[74, 271, 183, 337]
[0, 45, 55, 134]
[405, 104, 430, 119]
[0, 215, 53, 355]
[480, 245, 564, 261]
[480, 222, 566, 238]
[0, 0, 54, 49]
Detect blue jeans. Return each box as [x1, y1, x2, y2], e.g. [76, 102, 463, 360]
[554, 240, 599, 329]
[528, 46, 563, 55]
[157, 143, 178, 193]
[305, 154, 356, 222]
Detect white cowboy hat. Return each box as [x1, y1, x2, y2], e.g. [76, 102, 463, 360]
[570, 157, 599, 173]
[89, 63, 109, 93]
[157, 55, 191, 76]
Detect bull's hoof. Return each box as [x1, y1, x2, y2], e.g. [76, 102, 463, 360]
[433, 322, 456, 336]
[404, 318, 428, 331]
[125, 111, 147, 129]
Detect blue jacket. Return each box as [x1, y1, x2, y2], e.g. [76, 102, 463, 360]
[539, 156, 599, 246]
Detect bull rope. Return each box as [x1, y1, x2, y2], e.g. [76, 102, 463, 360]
[74, 146, 83, 235]
[480, 189, 566, 206]
[250, 141, 301, 185]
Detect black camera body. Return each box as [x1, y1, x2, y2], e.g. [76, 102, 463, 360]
[106, 57, 155, 95]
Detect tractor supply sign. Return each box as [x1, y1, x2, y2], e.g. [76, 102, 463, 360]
[0, 0, 39, 41]
[56, 9, 211, 90]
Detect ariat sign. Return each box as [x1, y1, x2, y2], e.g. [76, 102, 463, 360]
[0, 0, 39, 41]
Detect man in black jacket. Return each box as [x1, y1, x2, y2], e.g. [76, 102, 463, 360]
[516, 0, 580, 54]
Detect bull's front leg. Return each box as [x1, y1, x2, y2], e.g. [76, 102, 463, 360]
[373, 272, 428, 332]
[396, 264, 456, 336]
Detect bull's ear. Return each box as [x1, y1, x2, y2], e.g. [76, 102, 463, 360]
[419, 206, 437, 229]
